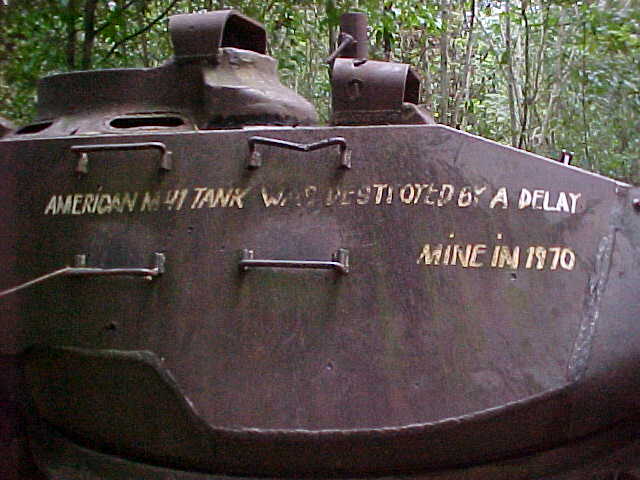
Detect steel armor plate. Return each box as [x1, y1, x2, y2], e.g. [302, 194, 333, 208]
[2, 124, 640, 477]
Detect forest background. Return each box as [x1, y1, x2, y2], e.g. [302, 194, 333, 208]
[0, 1, 638, 181]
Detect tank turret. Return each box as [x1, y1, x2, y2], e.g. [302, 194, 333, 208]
[12, 10, 316, 139]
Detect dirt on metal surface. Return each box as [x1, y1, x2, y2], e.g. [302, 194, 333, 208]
[2, 9, 640, 480]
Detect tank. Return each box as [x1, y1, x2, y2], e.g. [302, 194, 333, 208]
[2, 9, 640, 480]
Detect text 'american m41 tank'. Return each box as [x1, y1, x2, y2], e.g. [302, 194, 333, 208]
[2, 9, 640, 480]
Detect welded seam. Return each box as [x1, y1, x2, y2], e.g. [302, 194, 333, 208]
[566, 225, 617, 383]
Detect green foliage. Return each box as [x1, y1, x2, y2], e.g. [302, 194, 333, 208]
[0, 0, 638, 182]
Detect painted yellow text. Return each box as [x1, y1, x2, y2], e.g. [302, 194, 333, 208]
[417, 243, 576, 271]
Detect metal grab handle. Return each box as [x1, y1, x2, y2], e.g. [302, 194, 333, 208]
[247, 136, 352, 169]
[240, 249, 349, 274]
[0, 253, 165, 299]
[71, 142, 173, 175]
[66, 253, 166, 278]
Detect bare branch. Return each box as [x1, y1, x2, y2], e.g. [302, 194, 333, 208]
[94, 0, 139, 36]
[105, 0, 179, 59]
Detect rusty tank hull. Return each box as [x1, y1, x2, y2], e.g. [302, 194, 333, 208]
[3, 10, 640, 480]
[4, 124, 640, 479]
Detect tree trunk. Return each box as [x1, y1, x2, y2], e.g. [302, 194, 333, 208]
[65, 0, 78, 70]
[327, 0, 336, 54]
[139, 1, 150, 67]
[503, 0, 519, 147]
[453, 0, 477, 128]
[541, 7, 570, 151]
[439, 0, 450, 124]
[517, 0, 530, 149]
[580, 18, 592, 169]
[383, 2, 393, 61]
[81, 0, 98, 69]
[529, 1, 549, 149]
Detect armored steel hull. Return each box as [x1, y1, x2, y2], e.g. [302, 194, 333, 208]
[2, 124, 640, 479]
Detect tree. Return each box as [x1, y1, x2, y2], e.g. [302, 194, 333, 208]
[0, 0, 637, 181]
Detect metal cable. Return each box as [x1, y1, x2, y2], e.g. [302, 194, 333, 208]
[0, 267, 72, 298]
